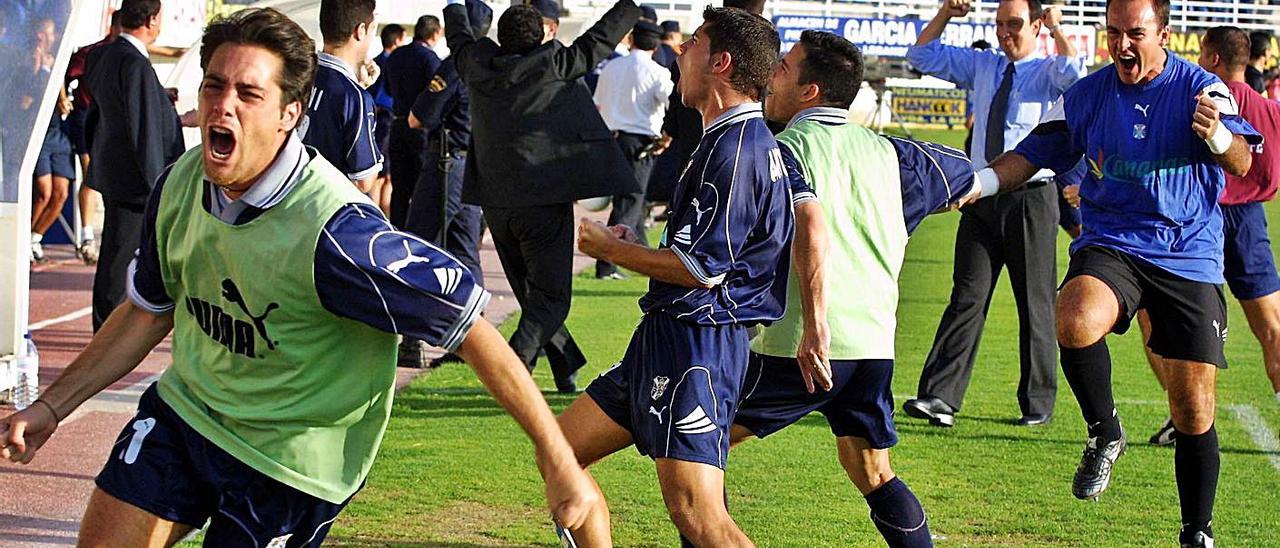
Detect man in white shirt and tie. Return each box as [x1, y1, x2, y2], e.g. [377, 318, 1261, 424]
[593, 20, 674, 279]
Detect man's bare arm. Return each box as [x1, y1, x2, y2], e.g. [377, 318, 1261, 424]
[792, 202, 831, 393]
[2, 301, 173, 463]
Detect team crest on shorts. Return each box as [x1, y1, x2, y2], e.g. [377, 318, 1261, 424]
[1133, 124, 1147, 140]
[651, 376, 670, 400]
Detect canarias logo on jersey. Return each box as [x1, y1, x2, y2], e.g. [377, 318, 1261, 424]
[1088, 149, 1193, 184]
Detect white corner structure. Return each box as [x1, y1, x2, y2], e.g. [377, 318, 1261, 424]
[0, 0, 111, 399]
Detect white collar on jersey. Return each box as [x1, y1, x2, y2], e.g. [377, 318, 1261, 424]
[318, 51, 359, 84]
[704, 102, 763, 133]
[786, 106, 849, 130]
[207, 132, 308, 222]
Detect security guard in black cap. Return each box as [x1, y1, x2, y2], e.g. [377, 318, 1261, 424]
[654, 19, 679, 69]
[405, 0, 490, 287]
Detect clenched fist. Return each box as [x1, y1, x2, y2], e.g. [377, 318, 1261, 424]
[940, 0, 971, 19]
[1192, 92, 1220, 141]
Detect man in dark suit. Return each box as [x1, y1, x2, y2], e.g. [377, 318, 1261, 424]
[444, 0, 640, 392]
[83, 0, 183, 331]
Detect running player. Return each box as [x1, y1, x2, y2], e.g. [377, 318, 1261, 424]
[732, 30, 981, 548]
[561, 7, 803, 546]
[0, 9, 593, 546]
[979, 0, 1258, 545]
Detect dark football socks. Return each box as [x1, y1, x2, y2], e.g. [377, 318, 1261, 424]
[1175, 424, 1218, 542]
[1060, 340, 1122, 441]
[866, 477, 932, 548]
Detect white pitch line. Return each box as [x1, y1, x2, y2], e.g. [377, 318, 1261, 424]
[29, 306, 93, 331]
[1227, 404, 1280, 474]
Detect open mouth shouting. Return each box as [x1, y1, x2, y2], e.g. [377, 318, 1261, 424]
[207, 126, 237, 161]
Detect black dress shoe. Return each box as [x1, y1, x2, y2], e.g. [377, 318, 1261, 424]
[1016, 413, 1052, 426]
[902, 397, 956, 427]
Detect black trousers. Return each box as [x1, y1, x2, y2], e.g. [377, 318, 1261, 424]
[387, 118, 428, 228]
[597, 132, 654, 277]
[93, 199, 146, 331]
[484, 204, 586, 383]
[916, 182, 1058, 416]
[405, 149, 484, 286]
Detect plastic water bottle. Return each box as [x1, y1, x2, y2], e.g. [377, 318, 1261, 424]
[14, 333, 38, 410]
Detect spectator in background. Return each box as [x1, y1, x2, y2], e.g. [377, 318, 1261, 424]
[962, 38, 991, 155]
[382, 15, 441, 231]
[367, 23, 405, 216]
[1246, 30, 1270, 93]
[27, 18, 73, 263]
[404, 0, 494, 338]
[592, 20, 671, 279]
[82, 0, 184, 331]
[580, 0, 627, 93]
[903, 0, 1083, 428]
[64, 11, 122, 265]
[444, 0, 640, 391]
[654, 19, 679, 70]
[300, 0, 383, 192]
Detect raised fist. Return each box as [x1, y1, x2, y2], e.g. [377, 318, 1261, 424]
[1041, 5, 1063, 29]
[941, 0, 972, 19]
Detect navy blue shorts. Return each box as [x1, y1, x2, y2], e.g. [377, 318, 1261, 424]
[735, 354, 899, 449]
[1222, 202, 1280, 300]
[585, 313, 749, 469]
[35, 137, 76, 181]
[96, 385, 353, 547]
[65, 108, 89, 154]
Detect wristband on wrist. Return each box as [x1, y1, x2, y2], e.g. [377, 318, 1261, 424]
[976, 167, 1000, 198]
[32, 398, 61, 423]
[1205, 122, 1232, 155]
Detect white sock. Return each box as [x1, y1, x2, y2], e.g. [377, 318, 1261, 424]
[30, 233, 42, 244]
[1274, 391, 1279, 404]
[80, 226, 95, 242]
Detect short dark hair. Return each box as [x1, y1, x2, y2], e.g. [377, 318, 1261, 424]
[971, 39, 991, 50]
[796, 30, 863, 109]
[380, 23, 404, 48]
[201, 8, 318, 108]
[1249, 30, 1271, 60]
[633, 31, 660, 51]
[497, 5, 544, 54]
[117, 0, 161, 30]
[414, 15, 441, 42]
[1106, 0, 1170, 29]
[700, 6, 780, 100]
[1204, 26, 1251, 72]
[1002, 0, 1043, 22]
[319, 0, 375, 45]
[110, 10, 122, 28]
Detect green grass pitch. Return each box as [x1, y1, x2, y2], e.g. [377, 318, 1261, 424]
[324, 128, 1280, 547]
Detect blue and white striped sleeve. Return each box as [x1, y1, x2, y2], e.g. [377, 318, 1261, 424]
[778, 142, 816, 205]
[886, 135, 976, 234]
[314, 203, 489, 352]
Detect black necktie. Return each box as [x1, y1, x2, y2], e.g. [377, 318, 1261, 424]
[985, 62, 1016, 163]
